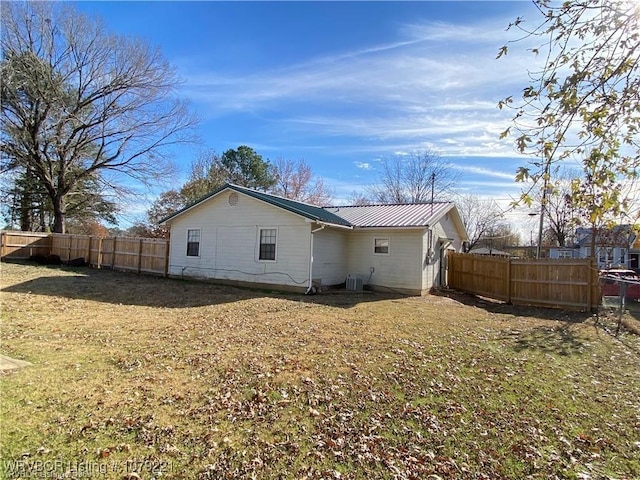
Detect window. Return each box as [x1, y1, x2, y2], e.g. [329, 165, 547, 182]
[186, 229, 200, 257]
[259, 228, 277, 261]
[557, 250, 573, 259]
[598, 247, 613, 266]
[374, 238, 390, 255]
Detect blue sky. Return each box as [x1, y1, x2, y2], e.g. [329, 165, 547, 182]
[75, 0, 543, 225]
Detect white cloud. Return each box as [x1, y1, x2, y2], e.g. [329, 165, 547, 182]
[179, 13, 540, 162]
[450, 164, 517, 180]
[354, 161, 372, 170]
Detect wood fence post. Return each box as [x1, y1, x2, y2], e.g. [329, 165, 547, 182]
[164, 239, 170, 277]
[586, 258, 595, 312]
[68, 235, 73, 261]
[87, 236, 92, 265]
[137, 238, 143, 274]
[111, 237, 117, 269]
[506, 257, 512, 304]
[1, 231, 6, 258]
[97, 237, 103, 269]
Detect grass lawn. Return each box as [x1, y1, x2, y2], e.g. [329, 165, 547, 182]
[1, 262, 639, 479]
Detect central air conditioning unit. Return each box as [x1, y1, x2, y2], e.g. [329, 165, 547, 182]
[346, 274, 363, 291]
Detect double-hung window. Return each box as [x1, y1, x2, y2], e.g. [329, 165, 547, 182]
[259, 228, 277, 261]
[374, 238, 390, 255]
[186, 229, 201, 257]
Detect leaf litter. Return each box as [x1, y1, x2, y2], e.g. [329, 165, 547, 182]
[1, 262, 639, 479]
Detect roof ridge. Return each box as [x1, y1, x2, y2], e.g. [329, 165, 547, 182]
[331, 201, 453, 208]
[227, 184, 352, 227]
[228, 183, 328, 210]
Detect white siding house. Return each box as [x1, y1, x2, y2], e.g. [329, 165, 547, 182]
[345, 229, 424, 293]
[312, 228, 349, 286]
[161, 184, 468, 294]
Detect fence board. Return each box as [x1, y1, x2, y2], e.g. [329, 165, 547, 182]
[448, 252, 600, 311]
[0, 231, 51, 259]
[1, 231, 169, 276]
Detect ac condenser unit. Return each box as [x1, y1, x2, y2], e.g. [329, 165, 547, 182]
[346, 275, 363, 291]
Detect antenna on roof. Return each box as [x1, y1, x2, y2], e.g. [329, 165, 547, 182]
[430, 172, 435, 215]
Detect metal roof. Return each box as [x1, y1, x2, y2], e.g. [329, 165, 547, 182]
[230, 184, 352, 226]
[161, 184, 463, 233]
[160, 183, 352, 227]
[327, 202, 455, 228]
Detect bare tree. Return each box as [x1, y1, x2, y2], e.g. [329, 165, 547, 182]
[455, 194, 505, 251]
[1, 2, 197, 232]
[533, 169, 582, 247]
[367, 150, 460, 203]
[347, 190, 371, 206]
[131, 189, 184, 238]
[478, 223, 521, 252]
[272, 158, 333, 205]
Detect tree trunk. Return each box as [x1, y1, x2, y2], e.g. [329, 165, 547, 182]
[590, 224, 597, 268]
[19, 168, 33, 231]
[558, 231, 566, 248]
[19, 191, 32, 231]
[52, 194, 66, 233]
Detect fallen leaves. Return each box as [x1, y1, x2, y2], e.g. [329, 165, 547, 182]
[1, 263, 640, 479]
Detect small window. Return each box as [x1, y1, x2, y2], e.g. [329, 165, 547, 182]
[598, 247, 613, 265]
[619, 248, 627, 264]
[557, 250, 573, 259]
[187, 229, 200, 257]
[374, 238, 390, 255]
[259, 228, 277, 261]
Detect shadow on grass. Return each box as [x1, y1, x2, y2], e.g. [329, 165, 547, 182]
[431, 288, 596, 356]
[1, 261, 392, 309]
[431, 287, 593, 322]
[501, 323, 589, 356]
[597, 300, 640, 353]
[626, 300, 640, 322]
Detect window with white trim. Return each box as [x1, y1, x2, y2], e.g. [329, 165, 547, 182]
[259, 228, 277, 261]
[374, 238, 390, 255]
[598, 247, 613, 265]
[186, 229, 200, 257]
[557, 250, 573, 259]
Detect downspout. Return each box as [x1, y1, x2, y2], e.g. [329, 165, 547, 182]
[306, 224, 325, 294]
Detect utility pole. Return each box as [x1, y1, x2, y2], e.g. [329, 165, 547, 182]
[536, 159, 551, 259]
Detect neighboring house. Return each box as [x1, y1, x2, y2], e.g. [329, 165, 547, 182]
[468, 247, 511, 257]
[630, 233, 640, 272]
[549, 225, 638, 270]
[160, 183, 468, 295]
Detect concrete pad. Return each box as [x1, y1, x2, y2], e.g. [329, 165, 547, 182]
[0, 354, 32, 372]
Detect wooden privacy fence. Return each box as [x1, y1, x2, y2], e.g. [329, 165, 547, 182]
[447, 252, 600, 311]
[0, 231, 51, 260]
[1, 230, 169, 276]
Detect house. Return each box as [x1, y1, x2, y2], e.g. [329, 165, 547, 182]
[549, 225, 638, 270]
[468, 247, 511, 257]
[160, 183, 468, 295]
[631, 234, 640, 272]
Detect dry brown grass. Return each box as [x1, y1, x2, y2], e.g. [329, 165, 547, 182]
[1, 262, 639, 479]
